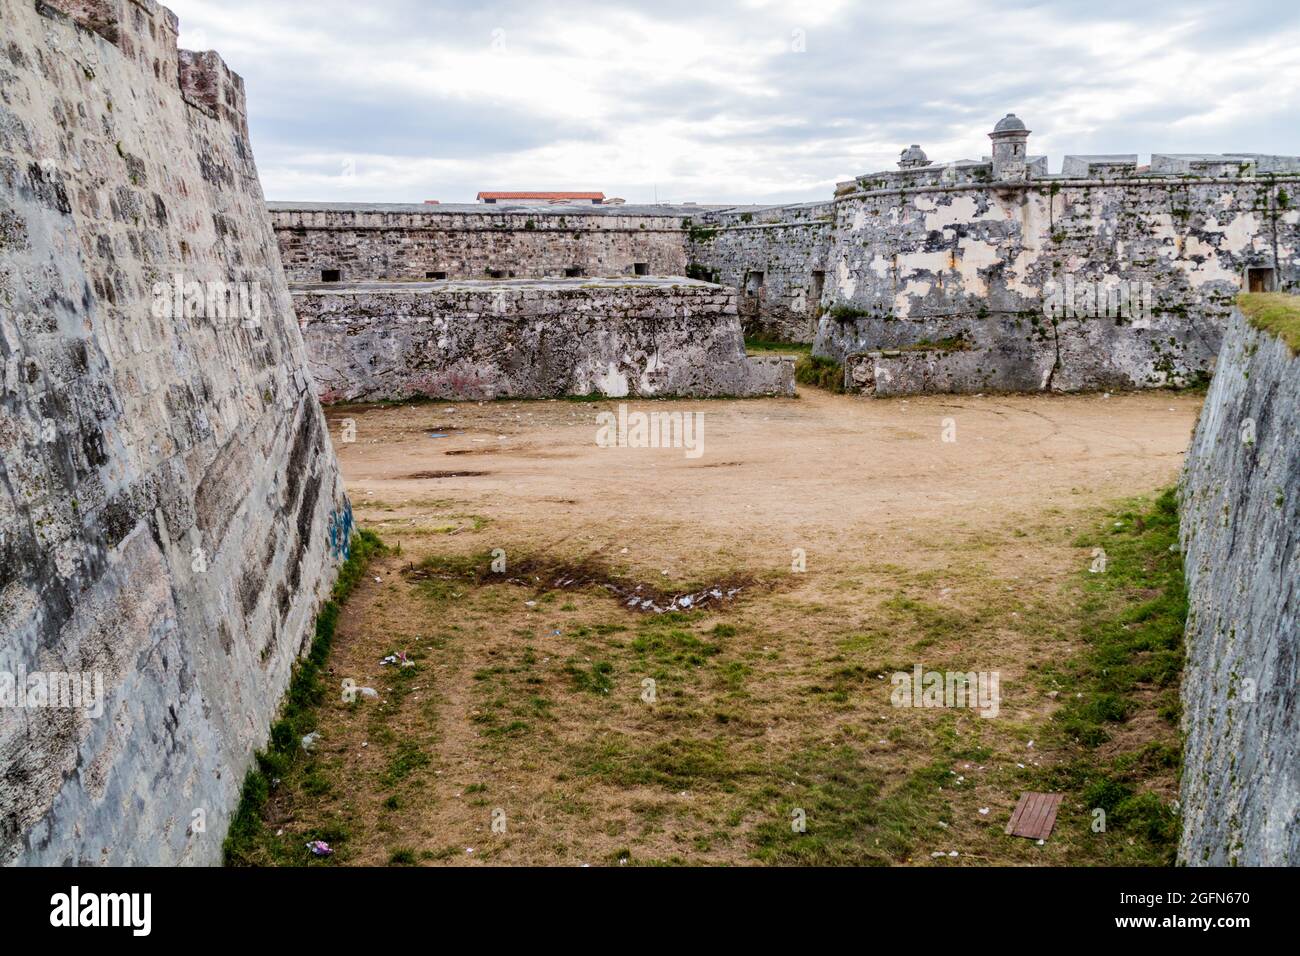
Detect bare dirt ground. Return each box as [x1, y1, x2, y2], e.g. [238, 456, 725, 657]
[266, 388, 1201, 866]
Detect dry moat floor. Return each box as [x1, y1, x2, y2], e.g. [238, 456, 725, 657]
[249, 388, 1203, 866]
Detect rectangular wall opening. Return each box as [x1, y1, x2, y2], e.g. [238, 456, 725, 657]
[633, 262, 649, 276]
[809, 270, 826, 305]
[744, 271, 765, 296]
[321, 269, 341, 283]
[565, 267, 585, 277]
[487, 269, 506, 279]
[426, 271, 448, 280]
[1246, 267, 1277, 293]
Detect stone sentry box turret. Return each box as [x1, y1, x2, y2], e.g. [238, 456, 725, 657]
[989, 113, 1031, 182]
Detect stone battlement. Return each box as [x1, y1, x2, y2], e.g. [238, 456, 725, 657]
[36, 0, 248, 135]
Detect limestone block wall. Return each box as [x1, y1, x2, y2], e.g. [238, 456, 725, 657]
[0, 0, 346, 864]
[294, 278, 794, 401]
[1177, 301, 1298, 866]
[815, 177, 1300, 392]
[684, 203, 833, 343]
[269, 202, 695, 284]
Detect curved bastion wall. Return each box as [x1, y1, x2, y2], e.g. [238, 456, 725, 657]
[680, 130, 1300, 395]
[1177, 297, 1298, 866]
[0, 0, 346, 864]
[820, 176, 1299, 395]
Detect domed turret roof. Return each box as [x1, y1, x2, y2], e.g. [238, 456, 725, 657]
[898, 144, 929, 168]
[993, 113, 1027, 134]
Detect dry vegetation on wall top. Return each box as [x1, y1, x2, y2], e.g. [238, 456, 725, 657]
[1238, 292, 1300, 354]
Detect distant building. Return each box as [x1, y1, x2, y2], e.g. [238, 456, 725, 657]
[423, 200, 440, 205]
[476, 191, 605, 205]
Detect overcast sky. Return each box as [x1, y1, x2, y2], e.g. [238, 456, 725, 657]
[164, 0, 1300, 205]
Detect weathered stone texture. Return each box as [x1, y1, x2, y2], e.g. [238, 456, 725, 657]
[685, 203, 832, 343]
[1177, 306, 1298, 866]
[816, 178, 1298, 393]
[294, 278, 793, 402]
[0, 0, 346, 864]
[269, 202, 694, 284]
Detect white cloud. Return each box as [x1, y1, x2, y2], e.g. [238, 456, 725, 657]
[164, 0, 1300, 204]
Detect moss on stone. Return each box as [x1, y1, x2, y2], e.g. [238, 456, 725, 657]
[1239, 292, 1300, 355]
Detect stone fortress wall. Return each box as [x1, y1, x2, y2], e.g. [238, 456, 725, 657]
[269, 202, 703, 283]
[1177, 299, 1298, 866]
[296, 277, 793, 402]
[687, 120, 1300, 395]
[271, 203, 796, 401]
[0, 0, 347, 864]
[684, 202, 834, 343]
[275, 119, 1300, 401]
[822, 148, 1300, 395]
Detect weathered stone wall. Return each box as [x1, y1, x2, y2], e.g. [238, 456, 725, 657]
[0, 0, 347, 864]
[270, 202, 698, 284]
[1177, 301, 1298, 866]
[685, 203, 833, 343]
[294, 277, 794, 401]
[816, 176, 1300, 393]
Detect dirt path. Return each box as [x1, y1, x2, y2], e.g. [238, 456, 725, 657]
[273, 388, 1201, 866]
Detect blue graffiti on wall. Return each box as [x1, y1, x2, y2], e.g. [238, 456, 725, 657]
[328, 500, 354, 562]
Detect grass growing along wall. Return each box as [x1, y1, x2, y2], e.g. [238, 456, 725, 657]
[794, 354, 846, 393]
[223, 528, 386, 865]
[1036, 488, 1187, 864]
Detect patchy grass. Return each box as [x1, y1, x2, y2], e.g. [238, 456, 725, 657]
[745, 337, 812, 356]
[1239, 292, 1300, 355]
[241, 486, 1193, 866]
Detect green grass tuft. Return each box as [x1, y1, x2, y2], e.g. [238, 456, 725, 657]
[794, 354, 846, 393]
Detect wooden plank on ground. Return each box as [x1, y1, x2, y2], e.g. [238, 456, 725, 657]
[1006, 792, 1063, 840]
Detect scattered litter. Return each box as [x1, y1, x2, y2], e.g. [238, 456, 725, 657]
[979, 807, 990, 816]
[359, 687, 379, 699]
[430, 433, 450, 438]
[525, 600, 537, 607]
[1006, 792, 1064, 841]
[301, 732, 320, 752]
[306, 841, 333, 857]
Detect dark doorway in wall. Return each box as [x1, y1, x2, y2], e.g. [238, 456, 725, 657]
[745, 271, 765, 296]
[809, 270, 826, 306]
[565, 266, 585, 277]
[1246, 267, 1277, 292]
[633, 262, 649, 276]
[426, 271, 448, 280]
[321, 269, 341, 282]
[487, 269, 506, 279]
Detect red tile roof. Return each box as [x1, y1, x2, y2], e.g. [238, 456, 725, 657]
[477, 191, 605, 201]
